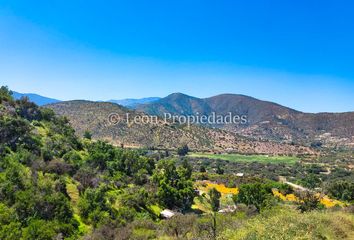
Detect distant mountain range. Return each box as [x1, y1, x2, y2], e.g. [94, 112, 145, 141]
[136, 93, 354, 147]
[14, 90, 354, 148]
[108, 97, 160, 108]
[12, 91, 61, 106]
[12, 90, 160, 108]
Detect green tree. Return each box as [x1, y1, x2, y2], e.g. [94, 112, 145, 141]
[0, 86, 13, 103]
[233, 182, 274, 211]
[199, 165, 206, 173]
[16, 96, 41, 121]
[178, 158, 193, 179]
[300, 174, 322, 189]
[326, 181, 354, 201]
[78, 186, 114, 227]
[153, 160, 195, 211]
[208, 188, 221, 240]
[0, 204, 22, 240]
[22, 219, 57, 240]
[216, 163, 224, 175]
[209, 188, 221, 212]
[177, 144, 189, 156]
[83, 130, 92, 140]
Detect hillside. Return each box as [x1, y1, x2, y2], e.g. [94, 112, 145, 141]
[136, 93, 212, 116]
[1, 87, 353, 240]
[46, 100, 315, 155]
[137, 93, 354, 147]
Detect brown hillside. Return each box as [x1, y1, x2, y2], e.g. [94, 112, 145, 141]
[46, 100, 315, 155]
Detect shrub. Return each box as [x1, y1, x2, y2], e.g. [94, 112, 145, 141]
[83, 130, 92, 140]
[233, 182, 275, 211]
[326, 180, 354, 201]
[177, 145, 189, 156]
[219, 207, 354, 240]
[0, 86, 13, 103]
[295, 191, 324, 212]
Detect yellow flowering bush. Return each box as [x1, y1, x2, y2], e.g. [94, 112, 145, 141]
[196, 181, 239, 195]
[272, 189, 344, 208]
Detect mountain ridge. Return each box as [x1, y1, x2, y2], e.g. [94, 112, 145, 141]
[46, 100, 315, 155]
[108, 97, 160, 108]
[136, 93, 354, 147]
[12, 91, 61, 106]
[13, 90, 354, 147]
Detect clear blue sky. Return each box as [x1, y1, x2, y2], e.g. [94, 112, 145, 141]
[0, 0, 353, 112]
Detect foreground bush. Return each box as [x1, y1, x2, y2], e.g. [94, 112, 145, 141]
[219, 207, 354, 240]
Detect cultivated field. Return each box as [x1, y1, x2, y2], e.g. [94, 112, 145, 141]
[188, 152, 299, 164]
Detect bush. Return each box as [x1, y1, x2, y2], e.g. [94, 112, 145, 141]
[300, 174, 322, 189]
[16, 97, 41, 121]
[162, 214, 196, 238]
[83, 130, 92, 140]
[0, 86, 13, 103]
[326, 180, 354, 201]
[219, 207, 354, 240]
[177, 145, 189, 156]
[40, 108, 56, 121]
[233, 182, 275, 211]
[295, 191, 323, 213]
[22, 219, 58, 240]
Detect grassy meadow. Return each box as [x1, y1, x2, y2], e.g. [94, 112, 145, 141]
[188, 152, 299, 164]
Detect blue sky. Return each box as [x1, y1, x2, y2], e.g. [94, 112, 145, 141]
[0, 0, 353, 112]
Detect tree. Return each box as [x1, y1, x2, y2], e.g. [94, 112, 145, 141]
[0, 86, 13, 103]
[209, 188, 221, 212]
[153, 160, 195, 211]
[178, 158, 193, 179]
[22, 219, 57, 240]
[0, 117, 34, 151]
[177, 145, 189, 156]
[16, 96, 41, 121]
[300, 174, 322, 189]
[199, 165, 206, 173]
[233, 182, 274, 211]
[86, 141, 115, 170]
[208, 188, 221, 240]
[326, 181, 354, 201]
[40, 108, 55, 121]
[0, 204, 22, 240]
[78, 186, 114, 227]
[310, 141, 323, 148]
[83, 130, 92, 140]
[216, 163, 224, 175]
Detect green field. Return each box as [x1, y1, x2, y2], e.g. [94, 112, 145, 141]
[188, 153, 299, 164]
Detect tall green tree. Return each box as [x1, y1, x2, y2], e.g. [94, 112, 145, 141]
[208, 188, 221, 240]
[153, 160, 195, 211]
[233, 182, 274, 211]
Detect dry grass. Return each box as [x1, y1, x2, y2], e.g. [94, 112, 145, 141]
[219, 207, 354, 240]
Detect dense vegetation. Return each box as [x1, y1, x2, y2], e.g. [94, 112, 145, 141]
[1, 86, 353, 239]
[0, 87, 197, 239]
